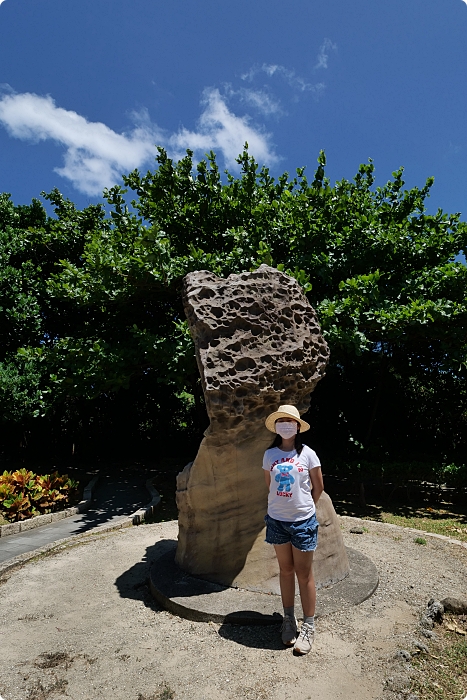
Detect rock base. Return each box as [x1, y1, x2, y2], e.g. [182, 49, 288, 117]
[150, 539, 379, 624]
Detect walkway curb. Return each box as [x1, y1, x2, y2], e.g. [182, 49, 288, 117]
[0, 474, 100, 539]
[0, 514, 134, 580]
[0, 475, 161, 575]
[131, 477, 161, 525]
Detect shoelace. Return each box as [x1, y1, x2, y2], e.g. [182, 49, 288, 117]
[298, 623, 314, 641]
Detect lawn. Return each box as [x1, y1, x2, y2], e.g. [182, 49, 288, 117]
[330, 493, 467, 542]
[411, 615, 467, 700]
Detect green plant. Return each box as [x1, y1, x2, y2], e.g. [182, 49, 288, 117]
[411, 623, 467, 699]
[159, 685, 175, 700]
[0, 148, 466, 466]
[414, 537, 427, 545]
[137, 683, 175, 700]
[0, 469, 79, 522]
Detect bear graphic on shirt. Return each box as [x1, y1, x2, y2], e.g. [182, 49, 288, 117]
[275, 463, 295, 492]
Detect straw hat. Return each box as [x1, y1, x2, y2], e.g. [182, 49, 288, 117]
[265, 404, 310, 433]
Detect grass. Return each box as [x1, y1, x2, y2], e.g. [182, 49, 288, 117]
[331, 491, 467, 542]
[137, 683, 175, 700]
[410, 615, 467, 700]
[379, 510, 467, 541]
[34, 651, 73, 669]
[27, 678, 68, 700]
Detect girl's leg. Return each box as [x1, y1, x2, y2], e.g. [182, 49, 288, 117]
[291, 548, 315, 618]
[273, 543, 295, 607]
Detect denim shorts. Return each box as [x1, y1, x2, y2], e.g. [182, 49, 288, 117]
[264, 513, 319, 552]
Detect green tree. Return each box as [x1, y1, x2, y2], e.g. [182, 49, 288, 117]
[0, 148, 466, 463]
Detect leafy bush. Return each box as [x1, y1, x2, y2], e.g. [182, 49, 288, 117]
[331, 459, 467, 488]
[0, 468, 79, 522]
[0, 149, 466, 464]
[430, 462, 467, 488]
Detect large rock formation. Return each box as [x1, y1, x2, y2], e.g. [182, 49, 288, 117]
[176, 265, 349, 589]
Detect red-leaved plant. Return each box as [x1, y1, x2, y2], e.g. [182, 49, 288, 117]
[0, 469, 79, 522]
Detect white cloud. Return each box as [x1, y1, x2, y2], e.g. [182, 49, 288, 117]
[169, 88, 278, 168]
[0, 92, 162, 195]
[241, 63, 325, 97]
[223, 84, 283, 116]
[0, 89, 278, 195]
[315, 38, 337, 70]
[240, 88, 282, 115]
[0, 0, 7, 5]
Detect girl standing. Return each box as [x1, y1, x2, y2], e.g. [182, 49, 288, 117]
[263, 404, 324, 654]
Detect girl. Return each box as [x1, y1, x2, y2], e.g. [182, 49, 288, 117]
[263, 404, 324, 655]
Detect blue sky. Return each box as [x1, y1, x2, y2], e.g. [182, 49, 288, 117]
[0, 0, 467, 224]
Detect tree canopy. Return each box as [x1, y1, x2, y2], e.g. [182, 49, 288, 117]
[1, 148, 466, 469]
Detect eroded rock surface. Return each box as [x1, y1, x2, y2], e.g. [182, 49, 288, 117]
[182, 265, 329, 432]
[176, 265, 346, 587]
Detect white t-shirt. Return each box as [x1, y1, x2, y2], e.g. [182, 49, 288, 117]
[262, 444, 321, 522]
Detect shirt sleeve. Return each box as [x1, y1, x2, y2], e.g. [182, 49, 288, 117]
[305, 446, 321, 470]
[262, 450, 271, 471]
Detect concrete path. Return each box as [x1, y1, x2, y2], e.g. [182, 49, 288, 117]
[0, 471, 149, 563]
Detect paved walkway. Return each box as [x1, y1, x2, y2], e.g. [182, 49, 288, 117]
[0, 472, 150, 564]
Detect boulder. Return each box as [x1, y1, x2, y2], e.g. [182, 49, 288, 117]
[176, 265, 349, 589]
[440, 597, 467, 614]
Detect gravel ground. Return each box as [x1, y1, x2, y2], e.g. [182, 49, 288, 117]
[0, 517, 466, 700]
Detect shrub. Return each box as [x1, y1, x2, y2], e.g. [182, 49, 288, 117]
[0, 468, 79, 522]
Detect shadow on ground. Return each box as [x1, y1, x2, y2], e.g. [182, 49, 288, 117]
[114, 539, 286, 650]
[217, 623, 284, 650]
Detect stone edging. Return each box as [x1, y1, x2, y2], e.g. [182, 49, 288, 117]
[0, 474, 100, 539]
[339, 514, 467, 551]
[0, 512, 134, 580]
[131, 477, 161, 525]
[0, 476, 161, 578]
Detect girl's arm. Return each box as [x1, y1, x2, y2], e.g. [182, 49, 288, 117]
[309, 467, 324, 504]
[264, 469, 271, 489]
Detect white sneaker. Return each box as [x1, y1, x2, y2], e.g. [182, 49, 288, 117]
[294, 622, 314, 655]
[280, 614, 298, 646]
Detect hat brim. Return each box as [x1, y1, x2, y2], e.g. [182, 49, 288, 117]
[265, 411, 310, 434]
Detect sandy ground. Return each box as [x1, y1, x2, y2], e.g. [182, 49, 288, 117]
[0, 518, 466, 700]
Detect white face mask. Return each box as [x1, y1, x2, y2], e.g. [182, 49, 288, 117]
[275, 421, 298, 439]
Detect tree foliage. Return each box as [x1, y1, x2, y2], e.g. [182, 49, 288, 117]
[0, 148, 466, 464]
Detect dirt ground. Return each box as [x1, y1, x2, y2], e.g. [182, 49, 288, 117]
[0, 517, 466, 700]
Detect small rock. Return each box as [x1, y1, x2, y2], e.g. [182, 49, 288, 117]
[440, 596, 467, 614]
[413, 641, 428, 653]
[394, 650, 412, 661]
[385, 674, 410, 692]
[420, 628, 437, 639]
[420, 615, 434, 630]
[424, 599, 444, 623]
[350, 527, 364, 534]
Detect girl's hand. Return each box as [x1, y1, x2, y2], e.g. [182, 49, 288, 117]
[310, 467, 324, 504]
